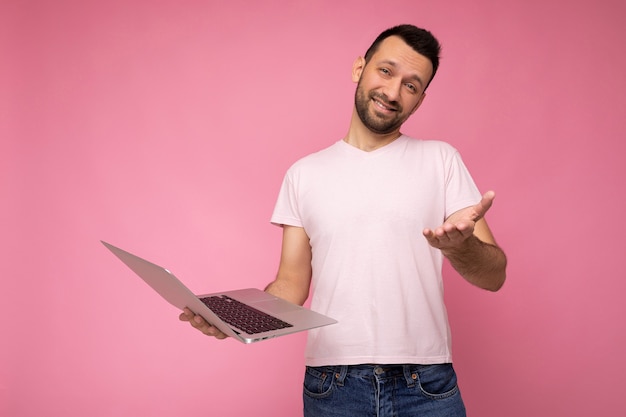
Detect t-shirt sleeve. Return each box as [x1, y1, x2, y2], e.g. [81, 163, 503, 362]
[444, 150, 482, 218]
[270, 168, 303, 227]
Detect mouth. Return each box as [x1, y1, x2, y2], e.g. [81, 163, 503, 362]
[371, 95, 397, 113]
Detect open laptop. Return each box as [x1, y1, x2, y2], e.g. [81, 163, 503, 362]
[101, 241, 336, 344]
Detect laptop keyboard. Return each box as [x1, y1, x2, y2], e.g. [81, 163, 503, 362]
[200, 295, 293, 335]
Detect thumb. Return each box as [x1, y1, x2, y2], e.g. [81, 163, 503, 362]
[475, 190, 496, 220]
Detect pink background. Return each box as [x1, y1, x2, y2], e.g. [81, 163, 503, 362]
[2, 0, 625, 416]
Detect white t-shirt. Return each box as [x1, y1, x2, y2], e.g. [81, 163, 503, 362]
[271, 135, 481, 366]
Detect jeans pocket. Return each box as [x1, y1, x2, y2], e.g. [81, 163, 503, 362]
[415, 364, 460, 400]
[303, 366, 336, 399]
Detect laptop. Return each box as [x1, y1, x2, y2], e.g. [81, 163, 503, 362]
[101, 241, 337, 343]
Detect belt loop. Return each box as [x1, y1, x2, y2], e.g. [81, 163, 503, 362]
[334, 365, 348, 386]
[403, 365, 417, 387]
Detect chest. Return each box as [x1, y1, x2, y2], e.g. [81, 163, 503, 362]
[297, 155, 447, 234]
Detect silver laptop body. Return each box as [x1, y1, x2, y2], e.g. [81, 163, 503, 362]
[102, 241, 336, 343]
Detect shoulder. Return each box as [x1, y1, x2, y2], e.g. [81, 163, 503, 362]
[287, 141, 343, 172]
[401, 136, 461, 161]
[404, 135, 458, 152]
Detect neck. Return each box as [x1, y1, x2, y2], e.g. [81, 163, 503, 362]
[343, 108, 402, 152]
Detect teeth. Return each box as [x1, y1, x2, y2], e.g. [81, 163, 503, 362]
[374, 99, 392, 111]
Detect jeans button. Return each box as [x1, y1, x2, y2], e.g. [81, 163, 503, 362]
[374, 366, 384, 375]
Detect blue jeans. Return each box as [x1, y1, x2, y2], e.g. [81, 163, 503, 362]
[303, 364, 466, 417]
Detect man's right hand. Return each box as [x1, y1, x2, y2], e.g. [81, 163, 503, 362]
[179, 307, 228, 339]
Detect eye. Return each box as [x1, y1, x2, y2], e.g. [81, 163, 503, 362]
[379, 68, 391, 76]
[405, 83, 417, 93]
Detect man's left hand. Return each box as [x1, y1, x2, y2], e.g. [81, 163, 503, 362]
[422, 191, 495, 250]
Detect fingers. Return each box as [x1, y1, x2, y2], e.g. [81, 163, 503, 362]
[426, 221, 474, 238]
[179, 308, 228, 340]
[178, 307, 194, 322]
[423, 221, 475, 249]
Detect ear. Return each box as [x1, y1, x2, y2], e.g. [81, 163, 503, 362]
[410, 93, 427, 115]
[351, 56, 366, 83]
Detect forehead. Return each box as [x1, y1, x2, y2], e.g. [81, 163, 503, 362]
[369, 36, 434, 83]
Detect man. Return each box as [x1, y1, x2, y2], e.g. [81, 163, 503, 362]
[181, 24, 507, 416]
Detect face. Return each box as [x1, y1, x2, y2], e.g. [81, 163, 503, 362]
[353, 36, 433, 135]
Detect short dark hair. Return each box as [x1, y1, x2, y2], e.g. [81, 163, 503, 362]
[364, 24, 441, 90]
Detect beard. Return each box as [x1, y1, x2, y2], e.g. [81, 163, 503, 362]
[354, 81, 407, 135]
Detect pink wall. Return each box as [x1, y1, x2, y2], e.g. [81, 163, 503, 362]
[2, 0, 625, 415]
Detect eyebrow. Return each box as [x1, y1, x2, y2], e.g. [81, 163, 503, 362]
[378, 59, 425, 88]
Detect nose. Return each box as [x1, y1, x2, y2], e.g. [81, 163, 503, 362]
[381, 77, 402, 102]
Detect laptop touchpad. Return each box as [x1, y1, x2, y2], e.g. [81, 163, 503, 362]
[254, 299, 301, 314]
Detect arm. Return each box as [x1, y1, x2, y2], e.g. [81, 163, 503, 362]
[423, 191, 507, 291]
[179, 225, 313, 339]
[264, 225, 312, 305]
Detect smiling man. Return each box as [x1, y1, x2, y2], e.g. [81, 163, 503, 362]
[181, 24, 507, 416]
[351, 35, 431, 141]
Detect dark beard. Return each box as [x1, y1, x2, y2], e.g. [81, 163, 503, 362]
[354, 82, 405, 135]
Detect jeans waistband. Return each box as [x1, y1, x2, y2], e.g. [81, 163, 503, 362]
[309, 364, 433, 386]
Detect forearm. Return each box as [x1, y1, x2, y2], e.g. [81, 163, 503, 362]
[443, 235, 507, 291]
